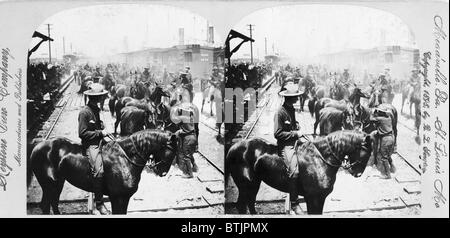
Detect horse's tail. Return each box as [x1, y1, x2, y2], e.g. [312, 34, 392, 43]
[27, 138, 43, 188]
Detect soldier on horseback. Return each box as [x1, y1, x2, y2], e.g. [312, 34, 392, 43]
[180, 66, 194, 102]
[377, 73, 394, 104]
[79, 83, 110, 215]
[92, 66, 103, 82]
[274, 79, 303, 214]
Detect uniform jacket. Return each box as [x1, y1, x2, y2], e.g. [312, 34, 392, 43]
[78, 103, 104, 148]
[274, 103, 299, 147]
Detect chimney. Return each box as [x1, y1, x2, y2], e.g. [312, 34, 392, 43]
[179, 28, 185, 45]
[207, 26, 214, 44]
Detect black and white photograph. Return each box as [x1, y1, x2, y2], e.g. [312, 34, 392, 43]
[225, 5, 424, 216]
[25, 4, 225, 215]
[0, 0, 447, 220]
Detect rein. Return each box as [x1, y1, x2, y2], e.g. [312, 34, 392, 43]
[322, 137, 342, 168]
[129, 137, 148, 167]
[317, 136, 363, 170]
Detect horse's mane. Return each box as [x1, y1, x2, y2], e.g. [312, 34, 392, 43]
[132, 129, 171, 154]
[315, 130, 366, 156]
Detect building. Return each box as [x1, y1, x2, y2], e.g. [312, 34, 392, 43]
[314, 46, 420, 82]
[105, 44, 224, 80]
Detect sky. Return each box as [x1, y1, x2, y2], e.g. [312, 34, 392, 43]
[30, 4, 222, 59]
[230, 5, 417, 62]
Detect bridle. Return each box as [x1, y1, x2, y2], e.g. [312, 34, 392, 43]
[116, 135, 177, 169]
[146, 142, 177, 170]
[318, 136, 370, 170]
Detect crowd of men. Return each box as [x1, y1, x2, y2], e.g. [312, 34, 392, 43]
[225, 61, 274, 90]
[27, 62, 72, 131]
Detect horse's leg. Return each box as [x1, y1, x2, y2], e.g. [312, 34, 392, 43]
[247, 181, 261, 215]
[110, 195, 129, 215]
[40, 187, 51, 214]
[301, 95, 306, 112]
[109, 97, 116, 117]
[210, 101, 214, 117]
[236, 188, 249, 214]
[50, 179, 65, 215]
[201, 98, 205, 112]
[313, 103, 320, 135]
[401, 96, 404, 113]
[409, 100, 413, 117]
[305, 195, 326, 215]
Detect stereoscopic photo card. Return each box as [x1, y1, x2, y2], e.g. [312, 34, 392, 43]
[0, 0, 448, 218]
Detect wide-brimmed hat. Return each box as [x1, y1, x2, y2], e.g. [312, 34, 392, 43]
[279, 81, 302, 97]
[84, 83, 108, 96]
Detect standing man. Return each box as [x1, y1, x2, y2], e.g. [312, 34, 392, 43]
[170, 89, 199, 178]
[79, 83, 110, 215]
[369, 108, 396, 179]
[274, 79, 303, 214]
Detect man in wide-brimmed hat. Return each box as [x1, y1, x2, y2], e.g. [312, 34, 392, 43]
[274, 79, 303, 215]
[79, 83, 110, 215]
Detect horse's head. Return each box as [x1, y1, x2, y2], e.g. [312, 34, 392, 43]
[152, 132, 178, 177]
[328, 131, 373, 177]
[345, 131, 375, 177]
[132, 130, 178, 177]
[349, 86, 369, 103]
[149, 86, 170, 104]
[369, 87, 384, 108]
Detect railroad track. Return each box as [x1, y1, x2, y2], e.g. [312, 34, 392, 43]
[29, 73, 75, 141]
[197, 150, 224, 175]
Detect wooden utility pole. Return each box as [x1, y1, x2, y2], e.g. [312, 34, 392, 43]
[247, 24, 254, 63]
[265, 37, 267, 56]
[46, 24, 52, 63]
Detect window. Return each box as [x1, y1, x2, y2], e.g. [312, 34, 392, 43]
[184, 52, 193, 62]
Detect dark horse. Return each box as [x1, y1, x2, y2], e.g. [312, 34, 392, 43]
[312, 98, 353, 135]
[226, 130, 373, 214]
[28, 130, 178, 214]
[108, 84, 130, 117]
[114, 85, 171, 135]
[114, 97, 150, 135]
[318, 107, 354, 135]
[308, 85, 328, 117]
